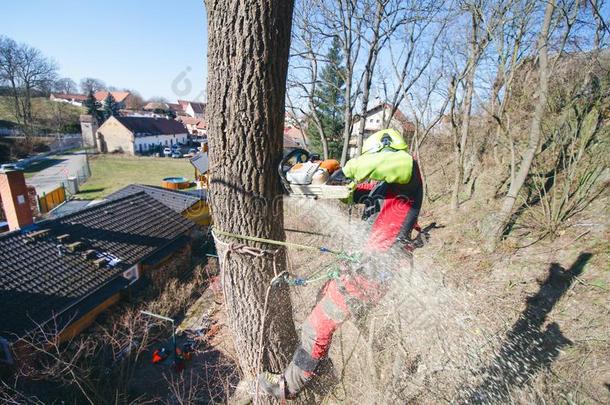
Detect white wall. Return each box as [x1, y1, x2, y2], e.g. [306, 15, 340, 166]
[133, 133, 188, 153]
[351, 107, 397, 137]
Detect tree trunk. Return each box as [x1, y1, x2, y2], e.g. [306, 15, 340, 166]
[355, 76, 370, 157]
[309, 56, 330, 159]
[356, 0, 384, 157]
[450, 14, 478, 212]
[313, 118, 329, 159]
[204, 0, 299, 391]
[488, 0, 555, 245]
[340, 78, 352, 165]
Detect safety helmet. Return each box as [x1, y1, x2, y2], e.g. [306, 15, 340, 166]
[362, 128, 408, 154]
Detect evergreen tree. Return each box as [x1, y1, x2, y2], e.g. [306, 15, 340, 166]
[84, 90, 103, 123]
[306, 36, 346, 158]
[103, 93, 120, 120]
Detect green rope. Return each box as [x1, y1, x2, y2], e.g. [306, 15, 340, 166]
[213, 227, 360, 288]
[213, 227, 360, 262]
[283, 268, 341, 287]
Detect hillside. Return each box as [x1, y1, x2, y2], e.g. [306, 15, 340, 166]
[0, 96, 83, 134]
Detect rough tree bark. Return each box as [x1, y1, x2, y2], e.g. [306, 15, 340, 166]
[204, 0, 299, 393]
[488, 0, 556, 245]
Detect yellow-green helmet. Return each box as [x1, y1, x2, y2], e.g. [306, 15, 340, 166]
[362, 128, 408, 154]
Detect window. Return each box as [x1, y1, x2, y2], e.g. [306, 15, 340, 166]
[122, 265, 139, 284]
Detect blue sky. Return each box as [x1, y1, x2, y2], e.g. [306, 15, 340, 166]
[2, 0, 207, 101]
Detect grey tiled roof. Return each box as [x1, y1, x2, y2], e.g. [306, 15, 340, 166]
[0, 192, 194, 339]
[106, 184, 204, 214]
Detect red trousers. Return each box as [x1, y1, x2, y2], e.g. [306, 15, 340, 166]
[289, 271, 388, 380]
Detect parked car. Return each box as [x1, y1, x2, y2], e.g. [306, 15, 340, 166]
[1, 163, 25, 171]
[188, 148, 197, 155]
[163, 147, 172, 156]
[171, 151, 183, 158]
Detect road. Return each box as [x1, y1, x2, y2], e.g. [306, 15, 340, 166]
[26, 151, 89, 195]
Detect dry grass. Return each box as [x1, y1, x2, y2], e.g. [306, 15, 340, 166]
[267, 143, 610, 404]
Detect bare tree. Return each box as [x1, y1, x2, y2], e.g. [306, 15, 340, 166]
[316, 0, 365, 165]
[124, 89, 145, 110]
[53, 77, 77, 94]
[0, 36, 58, 140]
[289, 0, 331, 158]
[487, 0, 557, 244]
[204, 1, 302, 404]
[79, 77, 106, 94]
[405, 67, 452, 201]
[484, 0, 536, 169]
[354, 0, 391, 157]
[448, 1, 496, 211]
[382, 0, 445, 129]
[587, 0, 609, 50]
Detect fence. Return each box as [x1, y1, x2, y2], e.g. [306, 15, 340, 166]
[39, 186, 66, 214]
[71, 160, 91, 186]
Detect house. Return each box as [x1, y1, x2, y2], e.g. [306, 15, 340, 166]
[80, 114, 98, 149]
[284, 125, 308, 150]
[0, 170, 195, 365]
[348, 103, 416, 158]
[95, 91, 132, 109]
[168, 103, 185, 116]
[107, 184, 211, 226]
[178, 100, 206, 118]
[49, 93, 88, 107]
[142, 102, 181, 117]
[95, 116, 188, 155]
[177, 116, 207, 136]
[143, 102, 171, 112]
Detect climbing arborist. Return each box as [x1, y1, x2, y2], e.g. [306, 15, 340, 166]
[257, 128, 423, 400]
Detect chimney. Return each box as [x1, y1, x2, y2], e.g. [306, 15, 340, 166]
[0, 169, 34, 231]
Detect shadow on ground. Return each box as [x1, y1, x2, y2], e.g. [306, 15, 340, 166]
[462, 252, 592, 403]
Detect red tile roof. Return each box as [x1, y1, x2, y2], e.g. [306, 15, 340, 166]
[178, 100, 206, 114]
[95, 91, 131, 103]
[284, 126, 307, 148]
[178, 116, 201, 125]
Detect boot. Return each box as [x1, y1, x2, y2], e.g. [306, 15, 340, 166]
[256, 357, 313, 400]
[256, 371, 288, 400]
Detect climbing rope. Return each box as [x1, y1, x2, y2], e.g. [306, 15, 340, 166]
[272, 266, 342, 287]
[211, 232, 280, 403]
[212, 226, 360, 263]
[210, 227, 370, 403]
[212, 228, 359, 261]
[211, 226, 360, 290]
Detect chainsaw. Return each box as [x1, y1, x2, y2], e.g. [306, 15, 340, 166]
[278, 149, 350, 199]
